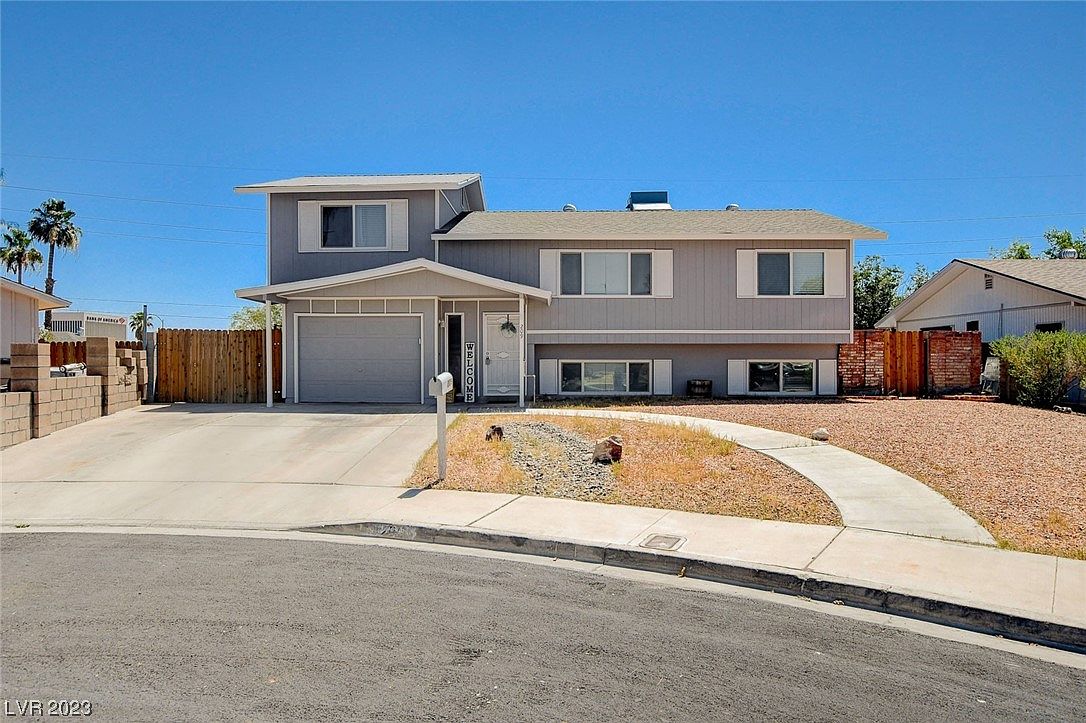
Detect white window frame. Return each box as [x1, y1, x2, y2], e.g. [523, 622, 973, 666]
[558, 359, 654, 395]
[746, 359, 817, 395]
[317, 201, 392, 252]
[558, 250, 654, 298]
[755, 251, 827, 298]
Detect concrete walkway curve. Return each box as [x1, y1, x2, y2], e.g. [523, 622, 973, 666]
[518, 408, 995, 546]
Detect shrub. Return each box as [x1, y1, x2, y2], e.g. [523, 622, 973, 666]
[990, 331, 1086, 408]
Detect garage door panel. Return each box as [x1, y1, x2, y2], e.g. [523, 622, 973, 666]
[298, 316, 421, 403]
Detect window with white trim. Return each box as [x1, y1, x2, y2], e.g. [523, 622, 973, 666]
[559, 251, 652, 296]
[757, 251, 825, 296]
[560, 361, 652, 394]
[748, 361, 815, 393]
[320, 203, 389, 249]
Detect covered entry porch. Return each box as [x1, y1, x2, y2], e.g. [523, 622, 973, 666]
[236, 259, 551, 406]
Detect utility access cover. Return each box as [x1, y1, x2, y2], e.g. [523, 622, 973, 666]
[640, 534, 685, 551]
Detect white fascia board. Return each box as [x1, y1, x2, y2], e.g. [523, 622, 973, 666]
[0, 277, 71, 310]
[235, 259, 551, 303]
[236, 174, 482, 195]
[432, 232, 885, 242]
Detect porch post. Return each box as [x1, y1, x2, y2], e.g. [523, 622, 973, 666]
[518, 294, 526, 407]
[264, 298, 274, 408]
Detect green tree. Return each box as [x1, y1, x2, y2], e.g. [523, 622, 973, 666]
[129, 310, 161, 342]
[853, 255, 903, 329]
[1041, 228, 1086, 259]
[991, 331, 1086, 409]
[897, 262, 934, 303]
[27, 199, 82, 329]
[230, 304, 283, 330]
[1, 225, 44, 284]
[991, 239, 1034, 259]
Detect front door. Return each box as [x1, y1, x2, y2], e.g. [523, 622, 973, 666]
[483, 313, 520, 397]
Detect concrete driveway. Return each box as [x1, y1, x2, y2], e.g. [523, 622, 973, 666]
[1, 403, 439, 487]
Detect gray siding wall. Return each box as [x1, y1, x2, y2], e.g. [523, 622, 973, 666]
[530, 342, 838, 398]
[269, 190, 439, 284]
[440, 238, 852, 344]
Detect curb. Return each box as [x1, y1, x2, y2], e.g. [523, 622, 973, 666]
[298, 519, 1086, 654]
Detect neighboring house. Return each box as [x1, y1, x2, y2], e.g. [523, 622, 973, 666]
[50, 311, 129, 340]
[235, 174, 886, 404]
[877, 258, 1086, 340]
[1, 277, 70, 384]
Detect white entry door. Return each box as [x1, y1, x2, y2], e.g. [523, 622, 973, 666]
[483, 313, 520, 397]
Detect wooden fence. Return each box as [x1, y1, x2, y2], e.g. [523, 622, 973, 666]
[838, 330, 983, 396]
[154, 328, 282, 403]
[50, 339, 143, 366]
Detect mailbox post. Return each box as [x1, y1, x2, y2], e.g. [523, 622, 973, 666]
[428, 372, 454, 481]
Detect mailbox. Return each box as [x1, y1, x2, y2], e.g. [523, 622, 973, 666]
[429, 372, 454, 398]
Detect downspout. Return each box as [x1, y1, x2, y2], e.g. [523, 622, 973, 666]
[518, 294, 526, 407]
[999, 303, 1004, 337]
[264, 297, 274, 408]
[434, 237, 440, 263]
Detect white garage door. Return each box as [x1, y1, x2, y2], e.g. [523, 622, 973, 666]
[297, 316, 422, 403]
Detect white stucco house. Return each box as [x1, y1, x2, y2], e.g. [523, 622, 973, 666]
[877, 258, 1086, 340]
[1, 277, 70, 384]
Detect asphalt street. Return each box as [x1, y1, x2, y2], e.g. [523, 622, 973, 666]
[1, 532, 1082, 722]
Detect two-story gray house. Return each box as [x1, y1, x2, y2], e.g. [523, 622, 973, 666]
[235, 173, 886, 405]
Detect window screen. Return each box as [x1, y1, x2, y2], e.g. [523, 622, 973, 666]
[757, 253, 790, 296]
[584, 252, 629, 295]
[560, 253, 582, 295]
[321, 206, 353, 248]
[354, 205, 387, 248]
[792, 252, 824, 295]
[782, 362, 814, 392]
[630, 253, 652, 295]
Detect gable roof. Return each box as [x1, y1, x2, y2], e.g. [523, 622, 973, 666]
[876, 258, 1086, 327]
[0, 277, 70, 310]
[235, 173, 482, 194]
[434, 209, 887, 241]
[235, 258, 551, 303]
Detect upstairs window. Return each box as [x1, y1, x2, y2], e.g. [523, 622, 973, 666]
[757, 251, 825, 296]
[320, 203, 389, 249]
[559, 251, 653, 296]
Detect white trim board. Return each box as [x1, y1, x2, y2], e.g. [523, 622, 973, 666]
[292, 312, 426, 404]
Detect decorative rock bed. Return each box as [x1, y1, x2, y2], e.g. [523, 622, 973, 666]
[502, 421, 615, 499]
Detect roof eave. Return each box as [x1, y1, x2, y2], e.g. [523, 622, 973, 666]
[0, 278, 71, 310]
[235, 174, 482, 195]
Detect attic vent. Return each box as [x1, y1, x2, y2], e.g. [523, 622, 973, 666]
[626, 190, 671, 211]
[984, 273, 993, 290]
[1060, 248, 1079, 259]
[725, 203, 740, 211]
[562, 203, 577, 212]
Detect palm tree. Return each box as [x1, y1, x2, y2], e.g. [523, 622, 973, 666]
[1, 225, 44, 284]
[27, 198, 82, 328]
[129, 310, 159, 342]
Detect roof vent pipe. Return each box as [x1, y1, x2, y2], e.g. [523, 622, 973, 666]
[562, 203, 577, 212]
[725, 203, 740, 211]
[1059, 248, 1079, 259]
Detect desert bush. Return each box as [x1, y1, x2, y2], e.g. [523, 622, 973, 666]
[991, 331, 1086, 408]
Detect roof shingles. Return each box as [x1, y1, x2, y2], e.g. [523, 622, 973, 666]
[437, 209, 886, 240]
[957, 258, 1086, 301]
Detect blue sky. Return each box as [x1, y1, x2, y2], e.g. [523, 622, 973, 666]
[2, 2, 1084, 329]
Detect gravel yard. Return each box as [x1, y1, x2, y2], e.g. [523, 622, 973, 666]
[408, 414, 841, 526]
[606, 399, 1086, 559]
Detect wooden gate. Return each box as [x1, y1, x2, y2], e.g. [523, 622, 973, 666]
[882, 330, 925, 396]
[155, 328, 282, 403]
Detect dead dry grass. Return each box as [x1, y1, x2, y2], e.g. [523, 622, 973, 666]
[604, 398, 1086, 559]
[408, 414, 841, 526]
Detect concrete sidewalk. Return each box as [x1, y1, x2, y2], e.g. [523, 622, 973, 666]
[517, 408, 995, 545]
[3, 479, 1082, 646]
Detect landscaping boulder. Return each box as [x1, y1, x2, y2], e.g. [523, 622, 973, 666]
[592, 435, 623, 464]
[811, 427, 830, 442]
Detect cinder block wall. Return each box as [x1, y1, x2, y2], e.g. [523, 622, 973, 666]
[1, 391, 32, 449]
[4, 338, 148, 447]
